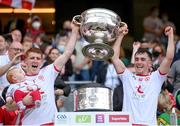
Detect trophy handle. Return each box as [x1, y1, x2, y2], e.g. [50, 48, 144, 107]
[72, 15, 82, 25]
[120, 22, 127, 27]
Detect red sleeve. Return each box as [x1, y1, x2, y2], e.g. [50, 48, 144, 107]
[0, 107, 17, 125]
[0, 107, 4, 124]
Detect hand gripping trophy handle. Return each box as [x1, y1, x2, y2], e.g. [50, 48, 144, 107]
[72, 15, 82, 26]
[116, 22, 128, 35]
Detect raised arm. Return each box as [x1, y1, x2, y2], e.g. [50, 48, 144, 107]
[54, 22, 79, 71]
[111, 24, 128, 73]
[159, 26, 175, 74]
[131, 41, 141, 64]
[0, 53, 23, 76]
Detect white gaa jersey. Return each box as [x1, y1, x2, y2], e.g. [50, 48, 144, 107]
[119, 69, 166, 125]
[22, 64, 59, 125]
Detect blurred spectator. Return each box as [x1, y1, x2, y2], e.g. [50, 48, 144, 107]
[160, 12, 176, 48]
[11, 29, 22, 43]
[143, 6, 163, 42]
[158, 88, 175, 114]
[168, 59, 180, 96]
[2, 33, 13, 45]
[173, 39, 180, 62]
[113, 83, 123, 111]
[96, 60, 121, 90]
[120, 46, 130, 66]
[57, 36, 68, 54]
[62, 20, 72, 37]
[161, 12, 176, 31]
[157, 88, 179, 126]
[55, 20, 72, 47]
[22, 33, 33, 53]
[54, 79, 71, 112]
[74, 35, 91, 82]
[90, 60, 103, 81]
[152, 42, 166, 70]
[0, 35, 8, 55]
[175, 88, 180, 111]
[0, 20, 2, 34]
[56, 37, 74, 81]
[26, 15, 45, 42]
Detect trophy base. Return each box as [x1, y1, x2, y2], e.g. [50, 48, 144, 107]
[82, 43, 114, 61]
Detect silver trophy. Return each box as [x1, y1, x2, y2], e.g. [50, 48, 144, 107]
[73, 8, 126, 60]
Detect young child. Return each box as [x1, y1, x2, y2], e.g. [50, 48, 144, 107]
[6, 67, 41, 111]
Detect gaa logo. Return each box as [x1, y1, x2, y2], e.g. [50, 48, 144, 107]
[75, 115, 91, 123]
[57, 114, 67, 119]
[56, 114, 68, 123]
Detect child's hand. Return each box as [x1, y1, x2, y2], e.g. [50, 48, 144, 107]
[27, 86, 33, 91]
[6, 97, 13, 104]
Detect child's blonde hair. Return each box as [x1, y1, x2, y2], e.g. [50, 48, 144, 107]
[6, 67, 18, 84]
[158, 90, 173, 112]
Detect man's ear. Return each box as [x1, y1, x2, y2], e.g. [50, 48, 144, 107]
[148, 60, 152, 67]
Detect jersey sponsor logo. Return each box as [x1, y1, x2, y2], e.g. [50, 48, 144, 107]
[109, 115, 129, 122]
[75, 115, 91, 123]
[133, 91, 145, 100]
[38, 75, 45, 81]
[96, 114, 105, 123]
[136, 85, 144, 94]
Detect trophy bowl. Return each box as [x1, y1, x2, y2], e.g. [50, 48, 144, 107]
[73, 8, 125, 60]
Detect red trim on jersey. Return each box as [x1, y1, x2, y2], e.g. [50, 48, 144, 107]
[136, 74, 149, 76]
[26, 73, 38, 76]
[53, 65, 60, 72]
[117, 70, 125, 74]
[0, 107, 17, 125]
[41, 122, 54, 126]
[158, 70, 167, 75]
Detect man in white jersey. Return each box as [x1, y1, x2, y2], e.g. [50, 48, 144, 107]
[111, 25, 175, 125]
[19, 22, 79, 125]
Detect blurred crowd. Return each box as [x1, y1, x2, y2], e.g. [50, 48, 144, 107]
[0, 5, 180, 125]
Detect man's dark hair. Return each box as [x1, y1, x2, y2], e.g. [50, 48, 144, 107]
[135, 48, 152, 60]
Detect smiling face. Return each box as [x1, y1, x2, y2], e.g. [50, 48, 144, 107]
[134, 51, 152, 75]
[8, 42, 24, 60]
[11, 29, 22, 42]
[48, 48, 60, 61]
